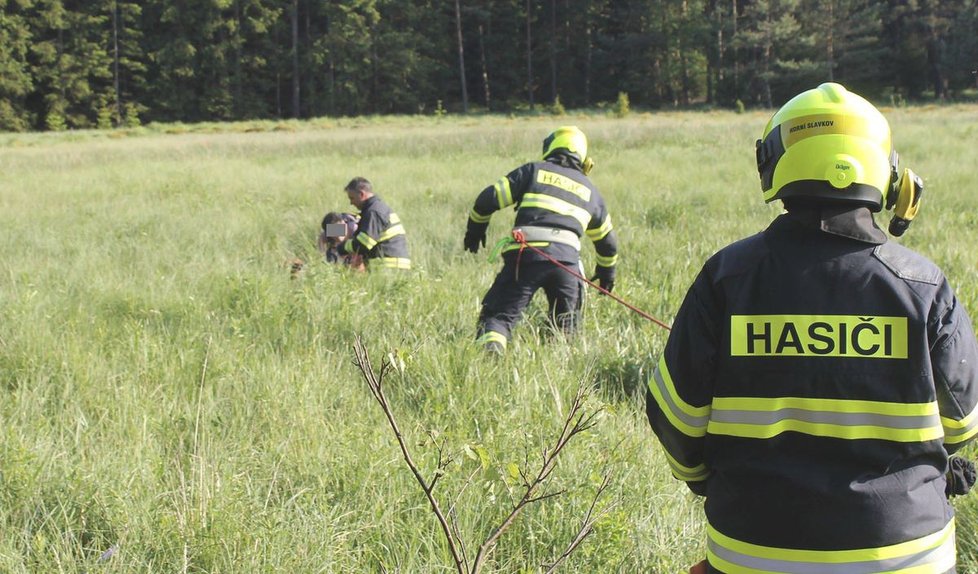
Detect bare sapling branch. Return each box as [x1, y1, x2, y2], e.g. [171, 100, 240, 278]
[429, 433, 454, 494]
[470, 383, 605, 574]
[542, 473, 615, 574]
[450, 505, 470, 568]
[354, 337, 611, 574]
[352, 335, 468, 574]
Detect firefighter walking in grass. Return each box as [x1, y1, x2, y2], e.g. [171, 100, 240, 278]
[645, 83, 978, 574]
[464, 126, 618, 352]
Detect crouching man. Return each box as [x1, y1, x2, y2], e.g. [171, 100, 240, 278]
[335, 177, 411, 271]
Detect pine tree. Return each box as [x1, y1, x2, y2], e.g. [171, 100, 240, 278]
[306, 0, 379, 117]
[0, 0, 34, 130]
[732, 0, 816, 107]
[27, 0, 115, 129]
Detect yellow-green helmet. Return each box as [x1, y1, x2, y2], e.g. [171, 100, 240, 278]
[542, 126, 588, 163]
[755, 83, 897, 211]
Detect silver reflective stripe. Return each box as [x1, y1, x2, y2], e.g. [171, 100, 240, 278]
[942, 409, 978, 443]
[514, 226, 581, 251]
[711, 408, 939, 430]
[708, 522, 956, 574]
[651, 367, 710, 435]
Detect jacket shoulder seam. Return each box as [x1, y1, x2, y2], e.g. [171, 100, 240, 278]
[872, 244, 942, 285]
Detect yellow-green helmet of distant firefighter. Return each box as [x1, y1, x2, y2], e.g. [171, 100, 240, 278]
[755, 82, 896, 210]
[542, 126, 588, 163]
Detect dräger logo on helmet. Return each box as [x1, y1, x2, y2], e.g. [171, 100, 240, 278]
[730, 314, 908, 358]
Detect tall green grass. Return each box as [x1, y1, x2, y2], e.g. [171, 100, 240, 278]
[1, 108, 976, 572]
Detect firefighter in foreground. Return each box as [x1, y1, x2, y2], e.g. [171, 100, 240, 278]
[464, 126, 618, 352]
[645, 83, 978, 573]
[336, 177, 411, 270]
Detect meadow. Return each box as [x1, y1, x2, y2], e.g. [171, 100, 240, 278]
[1, 106, 977, 573]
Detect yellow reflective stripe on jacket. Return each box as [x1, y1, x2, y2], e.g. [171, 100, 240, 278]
[661, 446, 709, 482]
[356, 233, 378, 250]
[469, 207, 492, 223]
[708, 396, 943, 442]
[648, 356, 711, 437]
[494, 177, 514, 209]
[476, 331, 507, 348]
[595, 253, 618, 267]
[520, 193, 591, 229]
[707, 519, 955, 574]
[378, 223, 406, 242]
[586, 215, 613, 241]
[374, 257, 411, 269]
[942, 402, 978, 445]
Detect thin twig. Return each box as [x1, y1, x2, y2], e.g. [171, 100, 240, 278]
[542, 474, 615, 574]
[353, 336, 467, 574]
[449, 505, 470, 571]
[429, 435, 455, 493]
[447, 460, 484, 574]
[356, 337, 610, 574]
[470, 384, 603, 574]
[449, 464, 484, 516]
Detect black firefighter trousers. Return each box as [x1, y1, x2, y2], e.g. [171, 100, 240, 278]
[476, 258, 584, 348]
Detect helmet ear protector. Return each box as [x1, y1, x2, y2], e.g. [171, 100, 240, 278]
[887, 166, 924, 237]
[582, 156, 595, 175]
[755, 118, 923, 237]
[880, 148, 923, 237]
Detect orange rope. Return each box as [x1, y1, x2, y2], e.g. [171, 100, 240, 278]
[511, 229, 671, 331]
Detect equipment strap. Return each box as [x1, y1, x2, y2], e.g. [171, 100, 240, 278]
[487, 226, 580, 263]
[513, 226, 581, 250]
[509, 229, 671, 331]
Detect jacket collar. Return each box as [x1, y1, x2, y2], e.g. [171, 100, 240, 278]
[359, 195, 378, 211]
[773, 204, 887, 245]
[545, 153, 583, 172]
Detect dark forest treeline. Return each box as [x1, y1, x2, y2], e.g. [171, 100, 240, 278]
[2, 0, 977, 131]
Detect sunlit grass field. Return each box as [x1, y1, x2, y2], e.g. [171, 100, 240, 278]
[1, 106, 977, 573]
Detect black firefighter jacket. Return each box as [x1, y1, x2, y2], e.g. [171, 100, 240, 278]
[467, 157, 618, 270]
[340, 195, 410, 269]
[646, 206, 978, 574]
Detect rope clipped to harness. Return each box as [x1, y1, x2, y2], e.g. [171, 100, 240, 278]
[487, 231, 531, 282]
[510, 229, 671, 331]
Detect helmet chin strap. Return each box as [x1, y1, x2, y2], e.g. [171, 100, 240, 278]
[888, 168, 923, 237]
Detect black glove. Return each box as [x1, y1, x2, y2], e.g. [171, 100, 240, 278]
[591, 266, 615, 294]
[464, 224, 487, 254]
[946, 455, 977, 497]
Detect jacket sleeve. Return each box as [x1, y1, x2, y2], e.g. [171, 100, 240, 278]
[341, 209, 382, 256]
[585, 194, 618, 270]
[646, 268, 721, 494]
[467, 165, 533, 235]
[930, 280, 978, 453]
